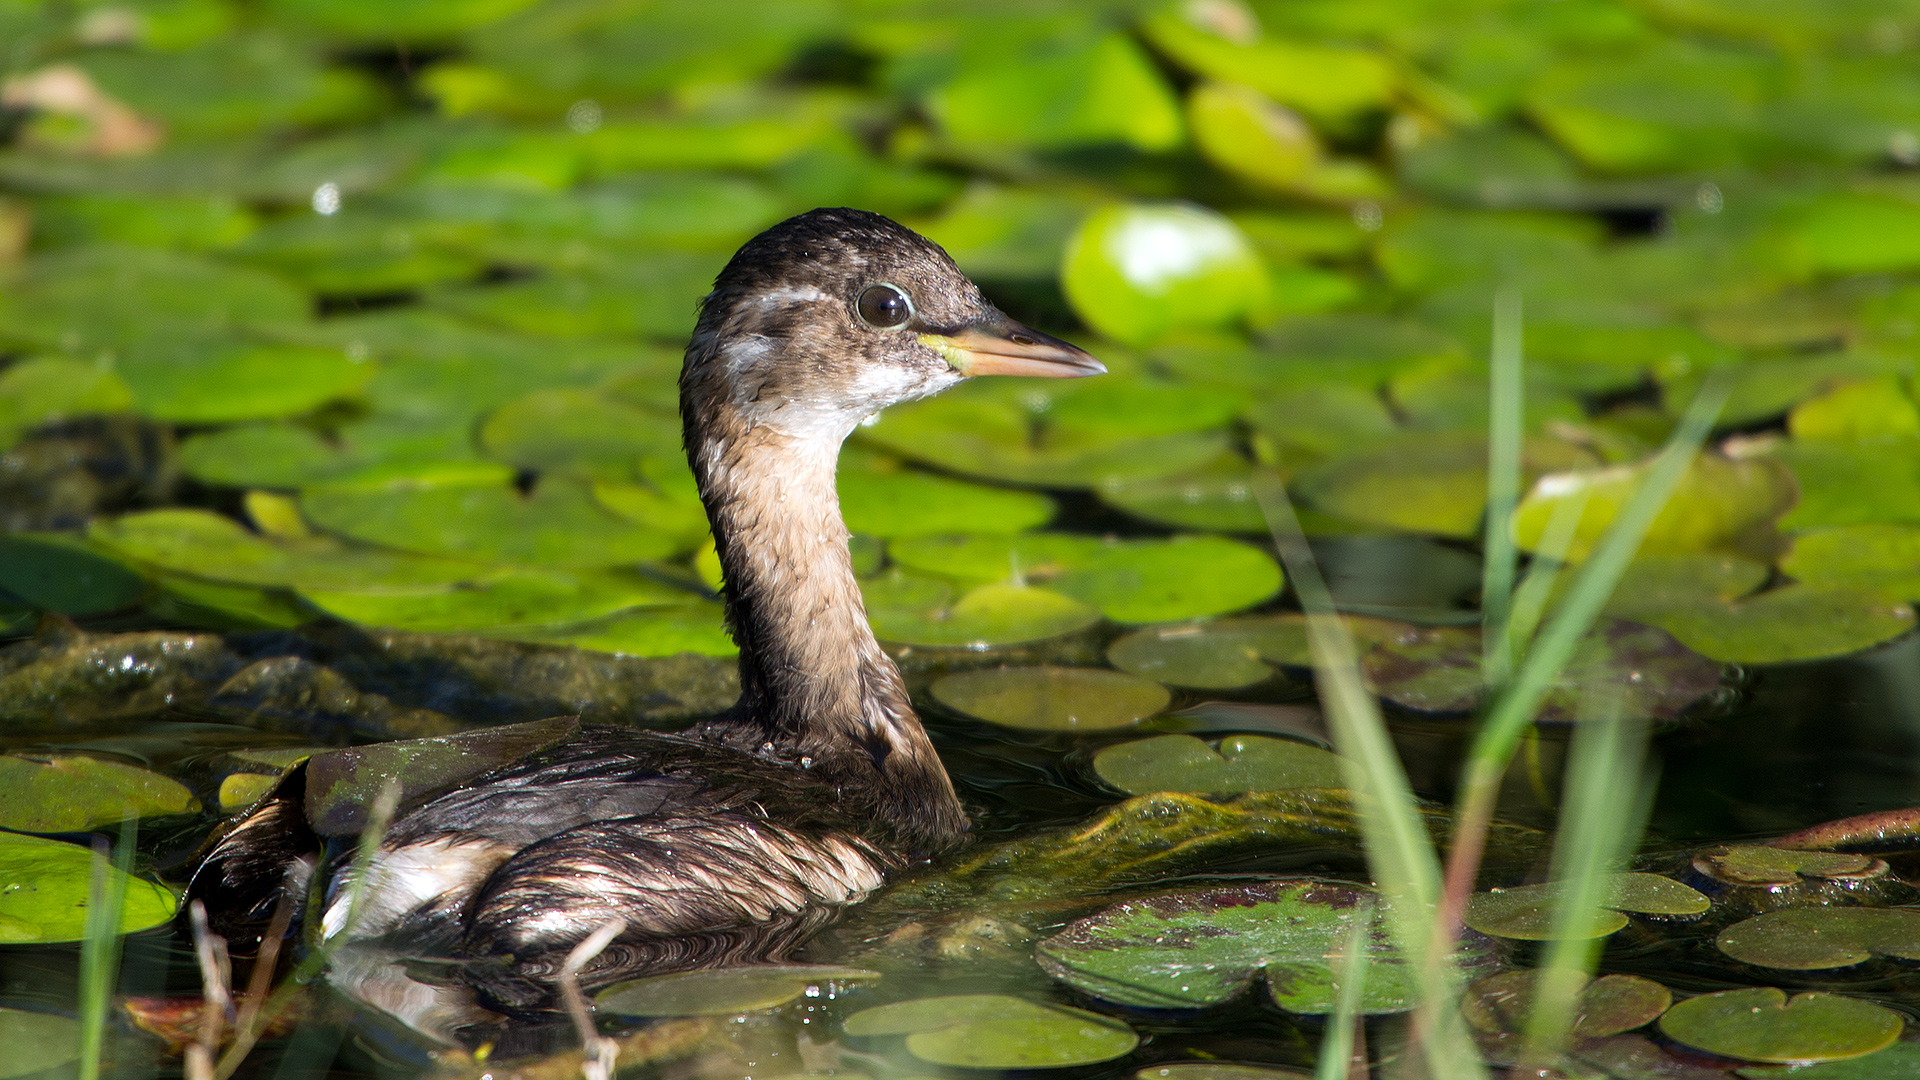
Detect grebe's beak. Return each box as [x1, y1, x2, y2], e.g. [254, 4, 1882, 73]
[920, 316, 1106, 379]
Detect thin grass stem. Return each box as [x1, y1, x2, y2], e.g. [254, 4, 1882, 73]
[1315, 901, 1373, 1080]
[78, 817, 135, 1080]
[1482, 288, 1524, 688]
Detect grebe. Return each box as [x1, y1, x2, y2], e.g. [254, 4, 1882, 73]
[188, 208, 1103, 1015]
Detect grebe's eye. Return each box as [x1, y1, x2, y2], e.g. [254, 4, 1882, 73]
[856, 283, 913, 329]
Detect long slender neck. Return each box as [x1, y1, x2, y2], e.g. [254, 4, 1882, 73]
[687, 406, 968, 853]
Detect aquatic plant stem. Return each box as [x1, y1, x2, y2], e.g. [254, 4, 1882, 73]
[78, 817, 135, 1080]
[1481, 288, 1524, 688]
[1315, 901, 1372, 1080]
[1253, 471, 1485, 1080]
[1436, 377, 1729, 954]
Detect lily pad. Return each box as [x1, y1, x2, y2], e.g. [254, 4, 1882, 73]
[1694, 846, 1887, 887]
[0, 1010, 81, 1077]
[928, 32, 1183, 155]
[303, 715, 579, 835]
[1464, 873, 1710, 941]
[1136, 1067, 1310, 1080]
[931, 666, 1170, 732]
[0, 355, 134, 451]
[1036, 881, 1416, 1014]
[1106, 613, 1407, 689]
[1659, 988, 1902, 1065]
[536, 602, 737, 658]
[1783, 525, 1920, 600]
[837, 456, 1056, 539]
[0, 755, 199, 832]
[1718, 909, 1920, 971]
[842, 993, 1138, 1069]
[0, 534, 145, 615]
[1061, 202, 1268, 346]
[305, 570, 689, 634]
[1789, 377, 1920, 442]
[120, 341, 376, 424]
[864, 575, 1101, 648]
[1091, 734, 1343, 795]
[477, 387, 683, 480]
[1739, 1040, 1920, 1078]
[596, 965, 880, 1017]
[1097, 453, 1267, 532]
[1513, 453, 1798, 561]
[1770, 438, 1920, 530]
[1299, 433, 1596, 540]
[0, 832, 178, 943]
[1462, 971, 1672, 1038]
[1650, 585, 1916, 665]
[219, 771, 282, 813]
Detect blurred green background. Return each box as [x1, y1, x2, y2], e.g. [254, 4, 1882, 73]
[4, 0, 1920, 667]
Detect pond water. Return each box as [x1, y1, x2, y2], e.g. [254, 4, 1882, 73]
[7, 0, 1920, 1075]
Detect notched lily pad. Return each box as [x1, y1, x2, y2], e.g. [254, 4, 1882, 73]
[1660, 988, 1902, 1064]
[931, 667, 1170, 732]
[1091, 734, 1343, 796]
[842, 994, 1138, 1069]
[0, 754, 199, 832]
[1718, 909, 1920, 971]
[303, 715, 579, 835]
[0, 832, 178, 943]
[1464, 873, 1710, 941]
[1036, 880, 1416, 1015]
[1462, 970, 1671, 1038]
[1694, 845, 1888, 887]
[596, 965, 880, 1017]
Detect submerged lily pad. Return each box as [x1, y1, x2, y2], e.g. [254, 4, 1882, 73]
[1037, 881, 1415, 1014]
[0, 832, 178, 943]
[1465, 873, 1710, 941]
[1660, 988, 1902, 1064]
[1091, 734, 1343, 795]
[932, 667, 1168, 732]
[0, 755, 199, 832]
[597, 966, 880, 1017]
[1462, 971, 1671, 1038]
[303, 715, 579, 835]
[1718, 909, 1920, 971]
[0, 1009, 81, 1077]
[842, 994, 1138, 1069]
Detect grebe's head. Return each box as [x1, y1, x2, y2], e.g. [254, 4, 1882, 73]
[683, 207, 1104, 442]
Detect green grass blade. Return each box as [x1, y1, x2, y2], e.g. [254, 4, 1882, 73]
[1499, 488, 1592, 673]
[1315, 900, 1373, 1080]
[1482, 288, 1524, 688]
[78, 816, 136, 1080]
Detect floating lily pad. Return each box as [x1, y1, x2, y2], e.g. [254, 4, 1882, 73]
[0, 1010, 81, 1077]
[0, 755, 199, 832]
[1513, 453, 1797, 561]
[304, 569, 689, 634]
[303, 715, 579, 835]
[864, 575, 1101, 648]
[1097, 453, 1266, 532]
[120, 341, 376, 424]
[1300, 433, 1596, 540]
[842, 993, 1138, 1069]
[1650, 585, 1916, 665]
[1694, 846, 1887, 887]
[1361, 619, 1721, 721]
[1106, 613, 1407, 689]
[536, 602, 737, 658]
[1462, 971, 1671, 1038]
[931, 666, 1169, 732]
[1783, 525, 1920, 600]
[477, 387, 682, 480]
[0, 832, 178, 943]
[837, 457, 1055, 539]
[0, 245, 309, 354]
[219, 771, 282, 813]
[1660, 988, 1902, 1065]
[1789, 377, 1920, 442]
[1599, 554, 1772, 623]
[1770, 438, 1920, 530]
[1719, 909, 1920, 971]
[0, 534, 145, 615]
[1739, 1040, 1920, 1079]
[1061, 203, 1268, 345]
[1037, 881, 1415, 1014]
[928, 32, 1183, 155]
[1091, 734, 1343, 795]
[91, 508, 484, 593]
[0, 355, 134, 451]
[1135, 1066, 1310, 1080]
[597, 965, 880, 1017]
[1465, 873, 1710, 940]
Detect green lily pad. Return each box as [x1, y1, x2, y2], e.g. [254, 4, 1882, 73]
[1091, 734, 1343, 795]
[1719, 909, 1920, 971]
[1660, 988, 1902, 1065]
[1136, 1067, 1310, 1080]
[931, 666, 1169, 732]
[1783, 525, 1920, 600]
[1140, 8, 1396, 128]
[842, 993, 1138, 1069]
[1694, 845, 1887, 887]
[1299, 432, 1596, 540]
[0, 1009, 81, 1076]
[0, 755, 199, 832]
[303, 715, 579, 836]
[1186, 81, 1321, 193]
[535, 602, 738, 658]
[1513, 453, 1798, 561]
[477, 387, 683, 480]
[0, 245, 309, 354]
[1649, 585, 1916, 665]
[301, 473, 683, 568]
[1361, 619, 1722, 721]
[0, 534, 145, 615]
[864, 575, 1101, 648]
[1739, 1040, 1920, 1079]
[888, 533, 1281, 623]
[0, 832, 178, 943]
[219, 771, 283, 813]
[118, 340, 375, 425]
[91, 508, 485, 593]
[425, 255, 721, 342]
[0, 356, 134, 451]
[1061, 202, 1267, 345]
[1036, 881, 1415, 1014]
[596, 965, 880, 1017]
[928, 32, 1183, 155]
[1464, 873, 1710, 941]
[837, 456, 1056, 539]
[1525, 40, 1776, 173]
[1788, 377, 1920, 442]
[305, 569, 690, 634]
[1462, 971, 1672, 1038]
[1598, 553, 1772, 624]
[1097, 453, 1266, 532]
[1106, 613, 1407, 689]
[1770, 438, 1920, 530]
